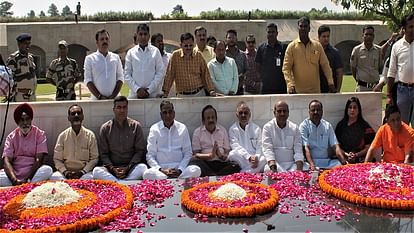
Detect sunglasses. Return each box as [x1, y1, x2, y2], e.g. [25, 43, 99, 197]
[246, 41, 255, 44]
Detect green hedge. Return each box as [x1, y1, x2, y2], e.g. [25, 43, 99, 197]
[0, 9, 378, 22]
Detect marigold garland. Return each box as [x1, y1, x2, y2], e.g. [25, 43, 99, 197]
[4, 189, 96, 219]
[0, 180, 134, 233]
[319, 163, 414, 210]
[181, 181, 278, 217]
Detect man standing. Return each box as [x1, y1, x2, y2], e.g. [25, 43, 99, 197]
[151, 33, 175, 96]
[226, 29, 247, 95]
[7, 33, 37, 101]
[162, 33, 218, 97]
[189, 105, 240, 176]
[299, 100, 347, 170]
[46, 40, 81, 100]
[208, 40, 238, 95]
[228, 102, 266, 173]
[0, 103, 52, 186]
[194, 26, 215, 63]
[151, 33, 171, 70]
[244, 34, 261, 94]
[387, 13, 414, 125]
[318, 26, 344, 93]
[51, 104, 98, 180]
[255, 23, 286, 94]
[283, 17, 335, 94]
[350, 25, 382, 92]
[93, 96, 147, 181]
[143, 101, 201, 180]
[262, 101, 306, 172]
[84, 29, 123, 100]
[125, 24, 164, 99]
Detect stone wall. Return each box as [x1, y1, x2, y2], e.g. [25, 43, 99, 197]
[0, 93, 382, 160]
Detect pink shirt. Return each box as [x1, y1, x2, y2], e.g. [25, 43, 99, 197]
[2, 125, 48, 179]
[192, 124, 230, 156]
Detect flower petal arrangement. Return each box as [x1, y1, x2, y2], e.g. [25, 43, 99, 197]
[0, 180, 133, 233]
[319, 163, 414, 210]
[181, 181, 279, 217]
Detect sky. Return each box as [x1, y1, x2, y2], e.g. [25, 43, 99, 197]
[6, 0, 353, 17]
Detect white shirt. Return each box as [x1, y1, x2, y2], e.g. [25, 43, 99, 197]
[229, 121, 262, 160]
[387, 37, 414, 83]
[161, 52, 172, 72]
[146, 120, 192, 171]
[84, 50, 124, 100]
[124, 44, 165, 98]
[262, 119, 304, 163]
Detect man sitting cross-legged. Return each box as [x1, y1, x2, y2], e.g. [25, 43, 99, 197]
[262, 101, 307, 172]
[143, 101, 201, 180]
[228, 101, 266, 173]
[189, 105, 240, 176]
[93, 96, 147, 181]
[0, 103, 52, 186]
[51, 104, 98, 180]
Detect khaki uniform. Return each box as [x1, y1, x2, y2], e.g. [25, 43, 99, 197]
[7, 51, 37, 101]
[46, 57, 81, 100]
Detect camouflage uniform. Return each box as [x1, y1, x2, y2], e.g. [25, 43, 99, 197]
[7, 51, 37, 102]
[46, 57, 81, 100]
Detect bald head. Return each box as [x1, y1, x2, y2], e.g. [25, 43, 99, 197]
[275, 101, 288, 111]
[236, 101, 251, 128]
[274, 101, 289, 127]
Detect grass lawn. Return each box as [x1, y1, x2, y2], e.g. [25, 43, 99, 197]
[341, 75, 387, 109]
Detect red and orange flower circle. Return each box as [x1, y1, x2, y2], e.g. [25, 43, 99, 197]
[319, 163, 414, 210]
[0, 180, 133, 233]
[181, 181, 279, 217]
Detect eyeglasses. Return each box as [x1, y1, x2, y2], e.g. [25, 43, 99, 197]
[182, 44, 193, 48]
[246, 41, 255, 44]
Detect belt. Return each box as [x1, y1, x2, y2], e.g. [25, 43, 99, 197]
[179, 87, 203, 95]
[398, 82, 414, 88]
[357, 80, 377, 88]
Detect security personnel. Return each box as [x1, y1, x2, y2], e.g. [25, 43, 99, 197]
[46, 40, 81, 100]
[7, 33, 37, 102]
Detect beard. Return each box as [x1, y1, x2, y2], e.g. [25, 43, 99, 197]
[20, 125, 32, 135]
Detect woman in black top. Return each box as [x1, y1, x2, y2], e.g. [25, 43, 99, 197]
[335, 97, 375, 163]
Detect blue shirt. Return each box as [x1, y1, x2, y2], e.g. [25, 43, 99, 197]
[207, 57, 239, 95]
[299, 118, 338, 159]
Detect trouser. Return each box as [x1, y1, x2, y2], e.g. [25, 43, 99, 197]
[313, 159, 341, 169]
[396, 85, 414, 126]
[142, 165, 201, 180]
[0, 165, 53, 187]
[264, 161, 309, 172]
[50, 171, 94, 180]
[92, 164, 147, 182]
[188, 158, 240, 177]
[227, 152, 266, 173]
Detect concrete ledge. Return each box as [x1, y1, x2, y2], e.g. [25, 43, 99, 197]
[0, 93, 382, 159]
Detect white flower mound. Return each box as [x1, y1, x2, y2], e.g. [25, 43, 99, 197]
[368, 164, 402, 187]
[212, 183, 247, 201]
[22, 182, 81, 208]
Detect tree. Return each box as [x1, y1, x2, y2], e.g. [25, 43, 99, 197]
[48, 3, 59, 17]
[332, 0, 414, 30]
[39, 11, 46, 17]
[27, 10, 35, 18]
[0, 1, 13, 17]
[172, 4, 184, 14]
[61, 5, 72, 16]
